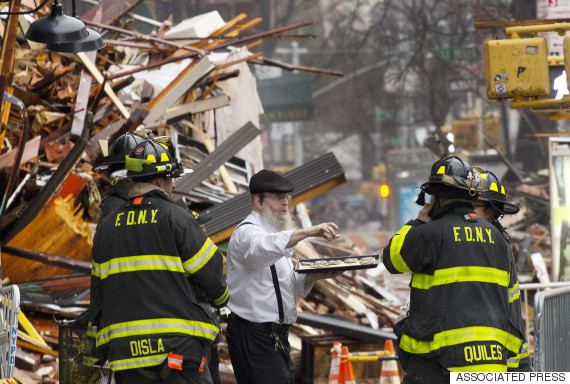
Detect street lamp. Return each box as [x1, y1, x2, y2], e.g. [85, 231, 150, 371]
[1, 0, 104, 53]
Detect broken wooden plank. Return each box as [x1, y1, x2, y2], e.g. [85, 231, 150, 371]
[1, 245, 92, 274]
[4, 115, 91, 244]
[142, 56, 214, 125]
[162, 94, 230, 122]
[0, 136, 40, 169]
[15, 348, 40, 372]
[70, 51, 96, 137]
[77, 52, 130, 119]
[80, 0, 143, 26]
[85, 20, 207, 55]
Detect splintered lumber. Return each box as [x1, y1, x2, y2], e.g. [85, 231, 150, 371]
[76, 52, 130, 119]
[253, 57, 344, 77]
[314, 279, 369, 315]
[4, 195, 93, 282]
[15, 348, 40, 372]
[162, 95, 230, 122]
[0, 136, 40, 168]
[84, 20, 207, 55]
[13, 367, 37, 384]
[80, 0, 143, 25]
[4, 117, 90, 242]
[70, 51, 96, 137]
[0, 246, 91, 273]
[0, 0, 22, 113]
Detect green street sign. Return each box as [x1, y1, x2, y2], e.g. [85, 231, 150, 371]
[438, 46, 476, 63]
[374, 108, 397, 122]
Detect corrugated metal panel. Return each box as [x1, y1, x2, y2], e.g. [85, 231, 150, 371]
[202, 152, 345, 239]
[172, 121, 260, 202]
[534, 286, 570, 371]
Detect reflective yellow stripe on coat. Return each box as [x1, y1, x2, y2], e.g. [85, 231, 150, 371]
[96, 318, 219, 346]
[400, 326, 522, 356]
[411, 267, 510, 290]
[389, 225, 413, 272]
[92, 255, 184, 279]
[183, 238, 217, 275]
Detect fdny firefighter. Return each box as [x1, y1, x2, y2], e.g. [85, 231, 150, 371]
[471, 167, 532, 372]
[92, 131, 149, 221]
[88, 139, 229, 384]
[383, 156, 525, 382]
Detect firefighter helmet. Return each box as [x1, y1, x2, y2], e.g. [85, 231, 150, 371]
[121, 139, 183, 179]
[93, 132, 148, 173]
[473, 167, 519, 215]
[420, 156, 482, 199]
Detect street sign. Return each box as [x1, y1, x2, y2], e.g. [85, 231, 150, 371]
[374, 107, 397, 123]
[439, 46, 476, 63]
[447, 78, 477, 94]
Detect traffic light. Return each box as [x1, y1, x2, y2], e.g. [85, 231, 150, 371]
[379, 183, 390, 198]
[484, 36, 549, 99]
[451, 117, 479, 151]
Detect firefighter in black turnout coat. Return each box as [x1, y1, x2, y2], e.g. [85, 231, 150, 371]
[383, 156, 525, 383]
[88, 139, 229, 384]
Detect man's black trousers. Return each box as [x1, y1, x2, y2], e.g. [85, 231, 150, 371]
[227, 313, 294, 384]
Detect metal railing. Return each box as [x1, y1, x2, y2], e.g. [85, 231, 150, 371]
[519, 282, 570, 345]
[533, 285, 570, 372]
[0, 285, 20, 379]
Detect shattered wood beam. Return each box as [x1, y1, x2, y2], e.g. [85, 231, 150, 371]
[77, 52, 130, 119]
[142, 56, 214, 125]
[0, 0, 22, 121]
[83, 20, 207, 55]
[70, 51, 96, 137]
[3, 114, 91, 243]
[202, 17, 264, 50]
[0, 245, 91, 273]
[200, 13, 248, 41]
[207, 20, 313, 52]
[217, 52, 263, 71]
[80, 0, 143, 26]
[103, 39, 166, 50]
[171, 121, 260, 202]
[252, 57, 344, 77]
[162, 95, 230, 122]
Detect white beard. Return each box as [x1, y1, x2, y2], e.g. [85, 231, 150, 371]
[261, 203, 296, 231]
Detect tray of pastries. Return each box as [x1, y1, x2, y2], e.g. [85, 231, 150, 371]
[295, 254, 379, 274]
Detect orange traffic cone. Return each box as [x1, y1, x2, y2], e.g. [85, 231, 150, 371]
[379, 340, 400, 384]
[338, 346, 356, 384]
[328, 342, 342, 384]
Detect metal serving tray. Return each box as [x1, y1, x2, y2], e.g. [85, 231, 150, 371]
[295, 254, 380, 274]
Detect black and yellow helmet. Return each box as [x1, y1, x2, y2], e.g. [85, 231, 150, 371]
[420, 156, 482, 199]
[122, 139, 183, 179]
[93, 132, 148, 173]
[473, 167, 519, 215]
